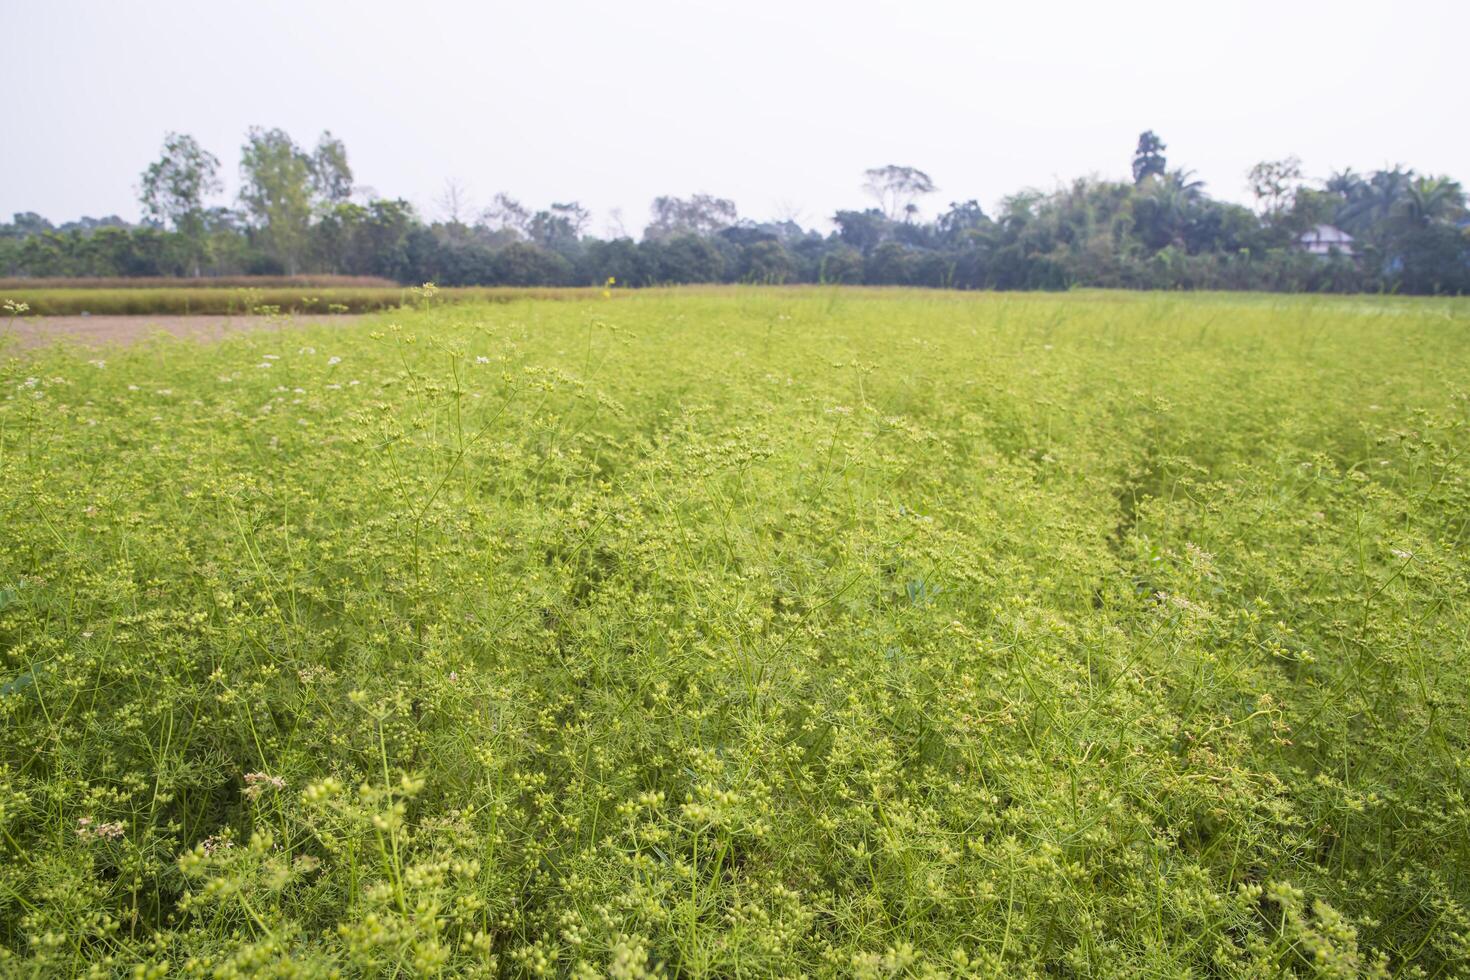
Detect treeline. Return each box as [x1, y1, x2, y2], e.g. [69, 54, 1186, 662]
[3, 129, 1467, 294]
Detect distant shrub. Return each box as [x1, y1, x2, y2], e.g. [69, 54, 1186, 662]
[491, 242, 574, 287]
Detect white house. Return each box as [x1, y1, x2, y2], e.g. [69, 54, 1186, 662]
[1298, 224, 1355, 257]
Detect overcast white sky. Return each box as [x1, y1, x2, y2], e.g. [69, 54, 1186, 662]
[3, 0, 1466, 235]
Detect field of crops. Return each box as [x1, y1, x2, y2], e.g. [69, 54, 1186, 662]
[2, 289, 1469, 976]
[0, 276, 402, 291]
[2, 285, 608, 317]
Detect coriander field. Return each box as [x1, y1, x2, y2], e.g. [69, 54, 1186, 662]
[3, 289, 1470, 977]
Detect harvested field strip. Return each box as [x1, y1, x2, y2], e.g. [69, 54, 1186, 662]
[0, 275, 400, 290]
[2, 285, 618, 316]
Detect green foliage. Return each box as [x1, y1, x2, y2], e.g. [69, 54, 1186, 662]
[9, 122, 1470, 293]
[643, 195, 738, 241]
[818, 246, 864, 284]
[647, 235, 726, 284]
[138, 133, 222, 275]
[1247, 157, 1304, 222]
[308, 132, 354, 206]
[2, 290, 1469, 975]
[491, 243, 575, 287]
[1132, 131, 1168, 185]
[238, 128, 316, 276]
[739, 240, 797, 284]
[862, 166, 937, 222]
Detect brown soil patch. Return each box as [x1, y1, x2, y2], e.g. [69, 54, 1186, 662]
[3, 314, 367, 350]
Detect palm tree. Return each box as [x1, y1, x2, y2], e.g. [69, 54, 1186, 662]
[1335, 167, 1415, 237]
[1133, 171, 1205, 250]
[1165, 169, 1206, 202]
[1394, 176, 1466, 230]
[1325, 168, 1364, 198]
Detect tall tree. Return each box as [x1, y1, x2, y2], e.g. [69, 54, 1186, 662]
[238, 127, 314, 274]
[138, 132, 221, 275]
[438, 179, 470, 225]
[1247, 156, 1303, 222]
[862, 166, 936, 221]
[936, 200, 989, 242]
[550, 201, 590, 236]
[482, 193, 532, 235]
[643, 194, 737, 240]
[308, 131, 354, 204]
[1132, 131, 1167, 184]
[527, 202, 591, 254]
[3, 212, 54, 239]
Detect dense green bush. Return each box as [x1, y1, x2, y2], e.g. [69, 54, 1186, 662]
[2, 290, 1469, 975]
[491, 243, 575, 288]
